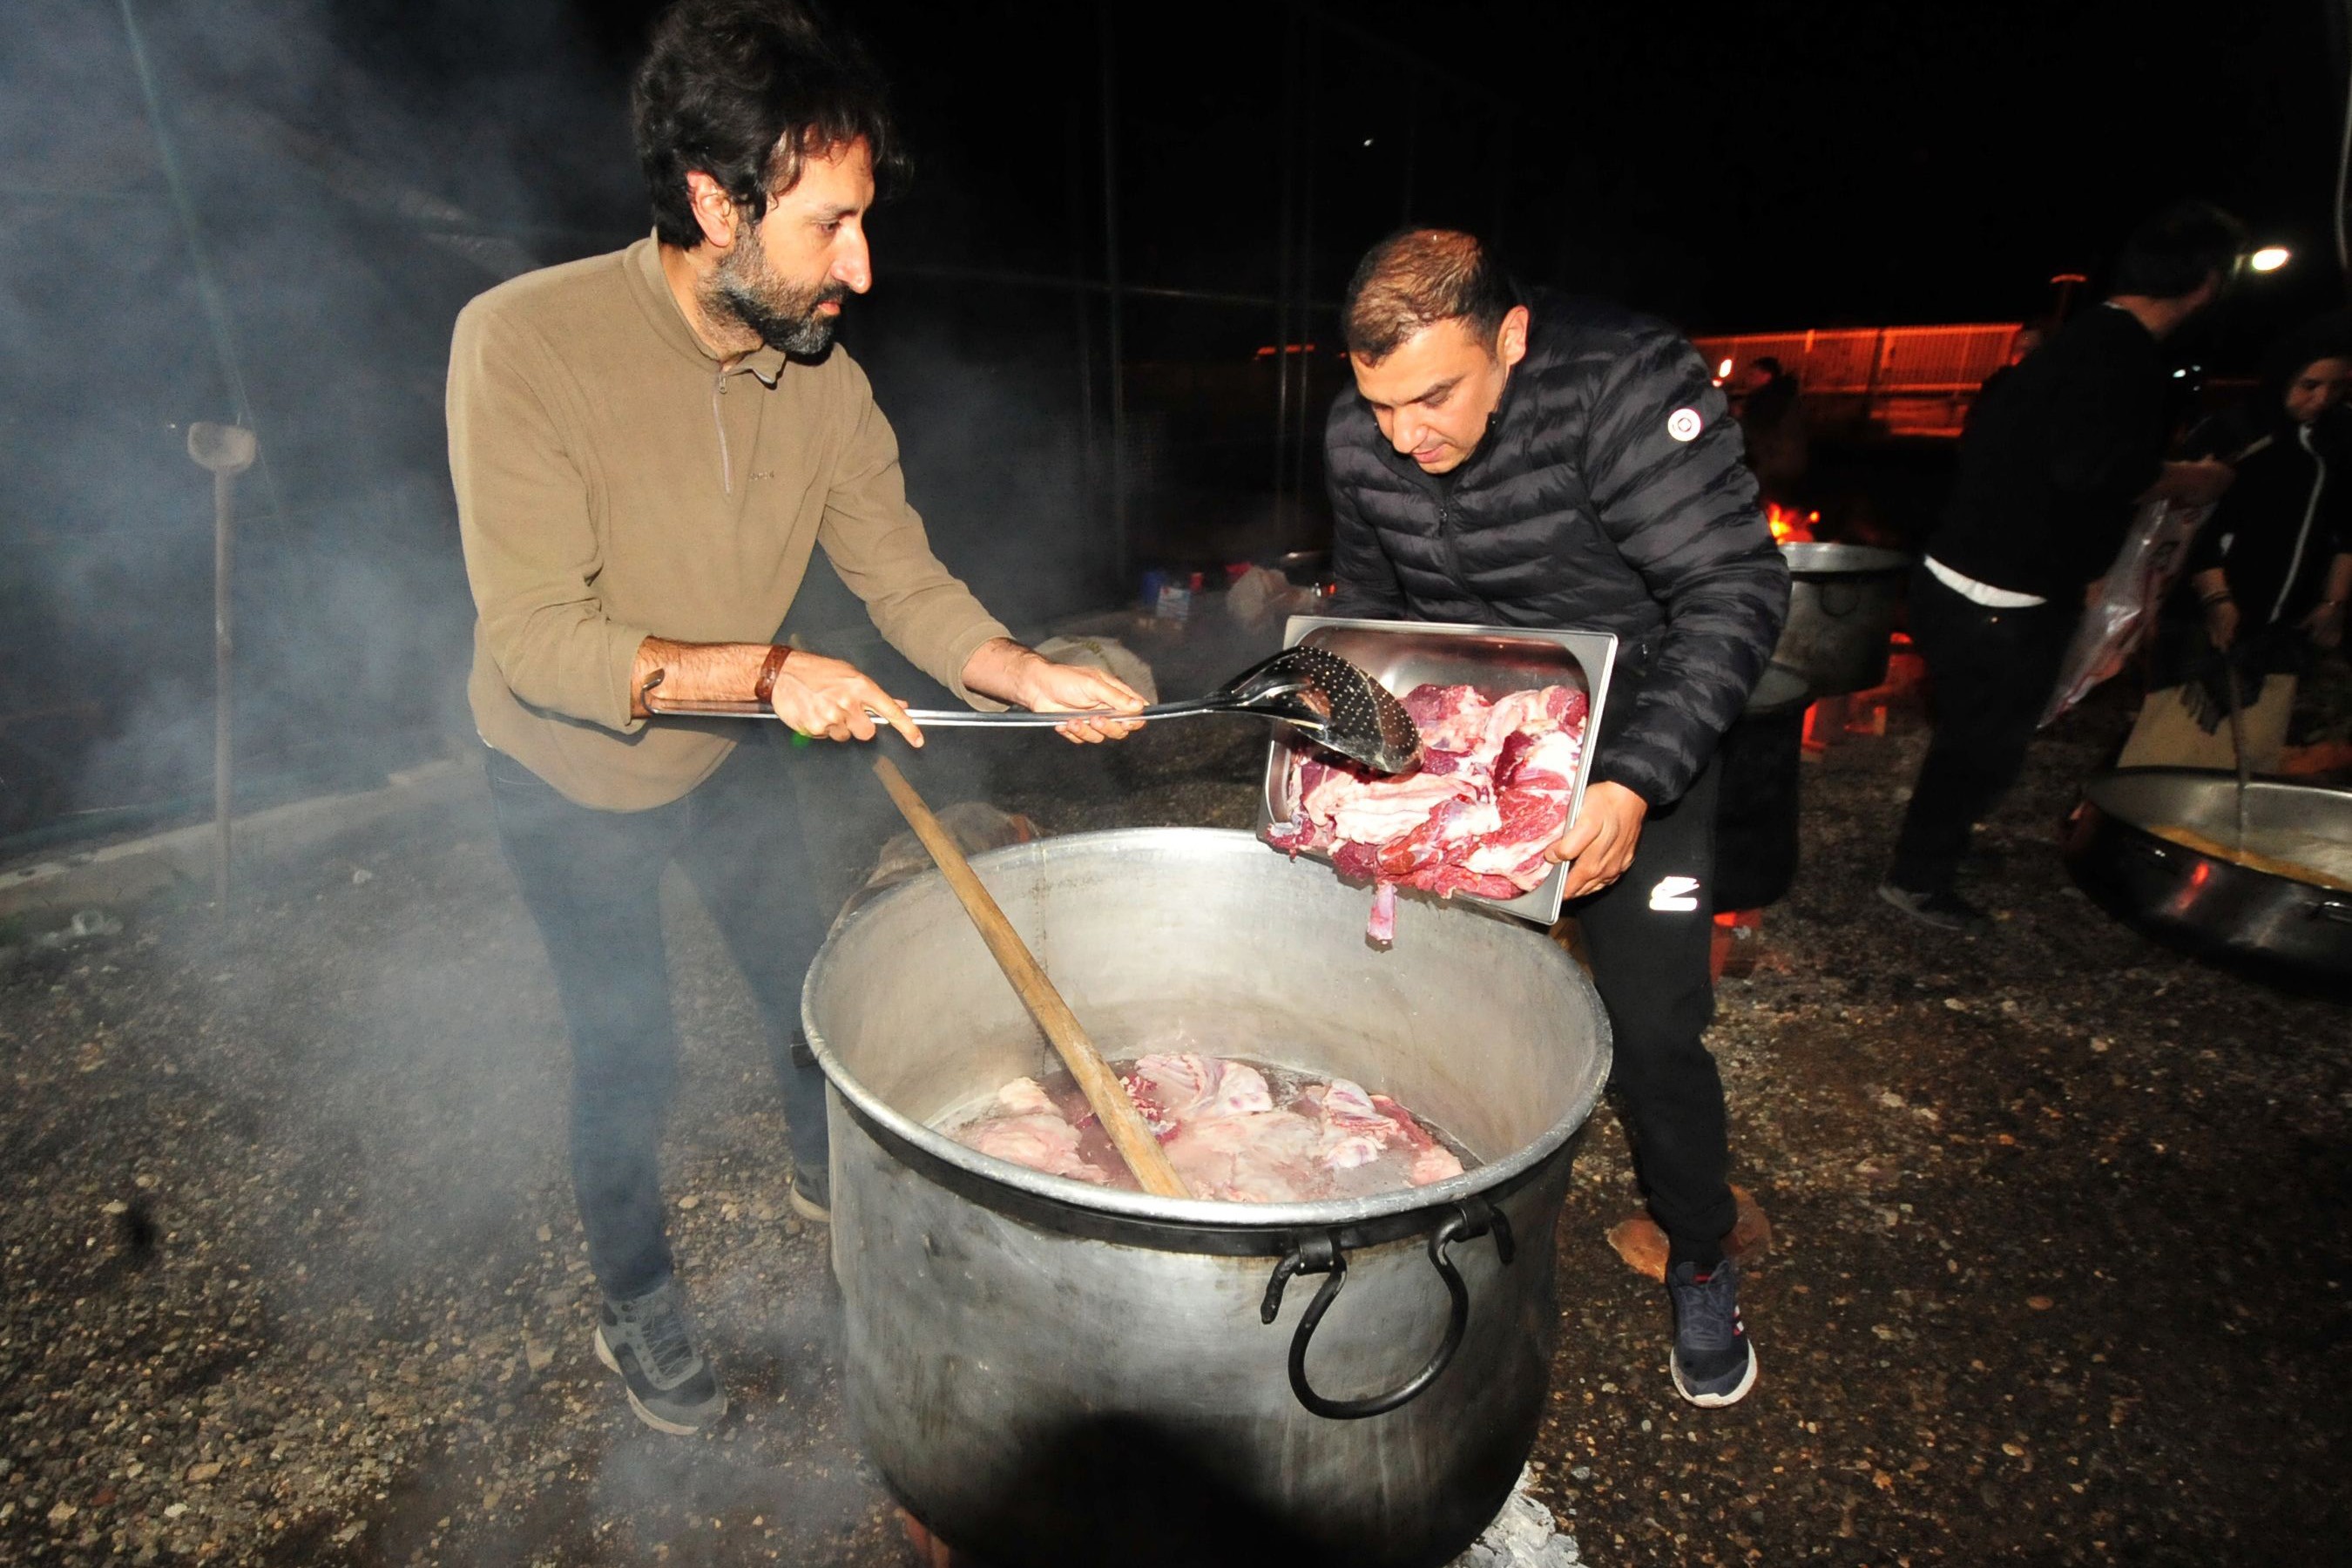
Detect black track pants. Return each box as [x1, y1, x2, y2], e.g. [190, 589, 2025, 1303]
[1888, 565, 2079, 896]
[1572, 758, 1737, 1265]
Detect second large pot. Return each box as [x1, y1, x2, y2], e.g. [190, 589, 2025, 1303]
[1772, 542, 1912, 696]
[2062, 768, 2352, 995]
[802, 828, 1612, 1568]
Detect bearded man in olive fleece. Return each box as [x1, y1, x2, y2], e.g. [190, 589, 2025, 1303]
[448, 0, 1140, 1435]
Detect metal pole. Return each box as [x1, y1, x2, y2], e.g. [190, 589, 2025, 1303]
[1288, 30, 1322, 524]
[1401, 97, 1416, 222]
[1096, 2, 1130, 589]
[1490, 122, 1512, 253]
[1860, 327, 1889, 425]
[1271, 10, 1301, 530]
[1066, 96, 1098, 529]
[186, 422, 255, 911]
[213, 466, 233, 908]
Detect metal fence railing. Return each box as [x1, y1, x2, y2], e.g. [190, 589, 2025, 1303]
[1692, 323, 2024, 436]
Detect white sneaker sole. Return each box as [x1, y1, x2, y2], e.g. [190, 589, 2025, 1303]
[1672, 1342, 1760, 1409]
[593, 1325, 724, 1436]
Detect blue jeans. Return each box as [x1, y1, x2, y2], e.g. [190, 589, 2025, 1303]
[487, 730, 832, 1301]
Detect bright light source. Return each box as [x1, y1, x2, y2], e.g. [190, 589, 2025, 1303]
[1717, 357, 1734, 378]
[2249, 246, 2290, 273]
[1362, 138, 1375, 148]
[2172, 368, 2187, 379]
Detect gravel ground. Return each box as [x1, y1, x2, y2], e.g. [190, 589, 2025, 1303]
[1, 677, 2345, 1566]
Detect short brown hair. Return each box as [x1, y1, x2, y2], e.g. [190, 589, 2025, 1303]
[1342, 229, 1516, 362]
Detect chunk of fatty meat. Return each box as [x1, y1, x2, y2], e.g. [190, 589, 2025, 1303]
[1121, 1052, 1274, 1134]
[1266, 681, 1588, 940]
[1301, 1078, 1466, 1187]
[948, 1057, 1470, 1202]
[950, 1077, 1111, 1185]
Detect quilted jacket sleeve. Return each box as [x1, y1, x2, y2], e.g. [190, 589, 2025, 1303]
[1578, 326, 1790, 807]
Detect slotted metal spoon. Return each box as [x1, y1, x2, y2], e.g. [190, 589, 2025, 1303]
[648, 644, 1423, 774]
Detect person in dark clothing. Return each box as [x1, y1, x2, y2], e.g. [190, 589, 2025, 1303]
[1735, 356, 1807, 502]
[2121, 324, 2352, 767]
[1324, 229, 1789, 1408]
[1880, 202, 2245, 931]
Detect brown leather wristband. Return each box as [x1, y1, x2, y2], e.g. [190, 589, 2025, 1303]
[752, 644, 792, 708]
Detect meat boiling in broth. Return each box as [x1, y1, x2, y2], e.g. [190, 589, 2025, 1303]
[943, 1052, 1470, 1203]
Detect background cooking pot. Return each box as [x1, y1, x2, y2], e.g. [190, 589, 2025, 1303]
[801, 828, 1612, 1568]
[1771, 543, 1912, 697]
[2062, 768, 2352, 997]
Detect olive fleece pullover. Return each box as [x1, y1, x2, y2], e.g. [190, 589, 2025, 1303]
[449, 234, 1008, 810]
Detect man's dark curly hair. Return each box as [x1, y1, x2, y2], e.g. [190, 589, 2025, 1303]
[632, 0, 906, 249]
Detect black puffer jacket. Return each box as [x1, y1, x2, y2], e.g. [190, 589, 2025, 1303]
[1324, 289, 1789, 808]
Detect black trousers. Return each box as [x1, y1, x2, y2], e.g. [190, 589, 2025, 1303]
[488, 730, 831, 1302]
[1888, 565, 2080, 896]
[1573, 758, 1736, 1265]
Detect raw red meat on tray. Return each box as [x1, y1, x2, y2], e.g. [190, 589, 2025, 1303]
[1265, 681, 1589, 942]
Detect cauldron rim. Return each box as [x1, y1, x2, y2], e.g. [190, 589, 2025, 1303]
[801, 826, 1611, 1239]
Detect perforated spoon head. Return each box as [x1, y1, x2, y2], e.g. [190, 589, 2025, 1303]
[1227, 645, 1422, 774]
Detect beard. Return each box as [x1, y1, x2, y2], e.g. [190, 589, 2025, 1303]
[707, 236, 847, 355]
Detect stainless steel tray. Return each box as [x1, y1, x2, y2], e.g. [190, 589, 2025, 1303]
[1258, 615, 1619, 927]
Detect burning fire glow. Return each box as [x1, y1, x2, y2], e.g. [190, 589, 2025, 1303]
[1765, 502, 1820, 544]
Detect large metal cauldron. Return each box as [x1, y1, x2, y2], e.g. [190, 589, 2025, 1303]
[801, 828, 1612, 1568]
[1772, 543, 1912, 696]
[2063, 769, 2352, 997]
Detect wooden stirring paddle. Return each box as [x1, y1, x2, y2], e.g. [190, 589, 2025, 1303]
[871, 757, 1192, 1200]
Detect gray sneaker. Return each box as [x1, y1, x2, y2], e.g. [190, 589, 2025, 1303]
[1876, 882, 1989, 936]
[593, 1278, 726, 1435]
[788, 1160, 831, 1225]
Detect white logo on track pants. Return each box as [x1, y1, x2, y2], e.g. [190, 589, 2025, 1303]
[1649, 875, 1701, 912]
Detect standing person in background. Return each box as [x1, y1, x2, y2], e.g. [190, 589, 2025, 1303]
[2121, 324, 2352, 770]
[1969, 319, 2050, 416]
[1879, 201, 2245, 932]
[1735, 355, 1808, 503]
[1323, 229, 1788, 1408]
[449, 0, 1144, 1436]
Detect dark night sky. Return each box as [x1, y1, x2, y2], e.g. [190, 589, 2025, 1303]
[321, 0, 2351, 343]
[488, 0, 2350, 341]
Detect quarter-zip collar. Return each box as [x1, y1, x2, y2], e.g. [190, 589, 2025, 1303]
[624, 233, 789, 387]
[625, 233, 786, 494]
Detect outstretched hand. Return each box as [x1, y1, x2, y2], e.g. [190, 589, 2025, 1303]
[766, 651, 923, 747]
[1543, 781, 1648, 900]
[1004, 658, 1150, 744]
[960, 637, 1148, 743]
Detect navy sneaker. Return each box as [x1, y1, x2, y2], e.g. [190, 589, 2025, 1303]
[1668, 1257, 1758, 1408]
[593, 1278, 726, 1435]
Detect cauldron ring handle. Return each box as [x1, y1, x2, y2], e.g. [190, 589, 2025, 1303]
[1259, 1200, 1516, 1420]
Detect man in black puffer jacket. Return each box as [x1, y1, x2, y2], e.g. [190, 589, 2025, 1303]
[1324, 230, 1788, 1409]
